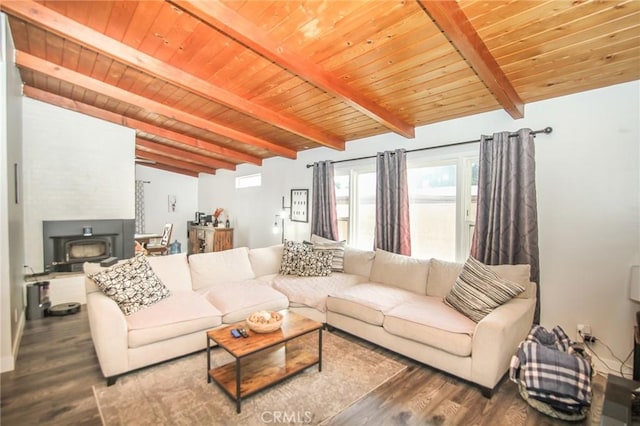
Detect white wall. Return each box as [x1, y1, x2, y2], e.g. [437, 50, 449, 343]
[22, 98, 135, 272]
[1, 13, 25, 373]
[1, 13, 14, 373]
[198, 81, 640, 372]
[533, 82, 639, 372]
[199, 160, 293, 248]
[135, 165, 198, 252]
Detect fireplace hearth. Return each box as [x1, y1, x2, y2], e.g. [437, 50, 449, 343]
[43, 219, 134, 273]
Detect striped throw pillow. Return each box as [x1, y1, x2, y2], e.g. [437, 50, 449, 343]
[444, 256, 525, 322]
[312, 240, 345, 272]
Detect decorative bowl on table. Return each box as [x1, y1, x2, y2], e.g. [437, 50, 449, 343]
[246, 311, 283, 333]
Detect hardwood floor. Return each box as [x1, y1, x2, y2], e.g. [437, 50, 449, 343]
[1, 309, 103, 425]
[1, 309, 605, 425]
[327, 347, 605, 426]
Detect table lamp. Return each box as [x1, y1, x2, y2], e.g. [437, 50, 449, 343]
[629, 265, 640, 326]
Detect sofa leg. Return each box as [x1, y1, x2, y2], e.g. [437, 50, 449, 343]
[106, 376, 118, 386]
[480, 386, 494, 398]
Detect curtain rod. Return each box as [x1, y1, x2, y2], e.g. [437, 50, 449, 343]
[305, 126, 552, 168]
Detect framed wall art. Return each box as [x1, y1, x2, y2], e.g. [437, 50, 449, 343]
[290, 189, 308, 223]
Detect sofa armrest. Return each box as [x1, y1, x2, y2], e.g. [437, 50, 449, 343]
[471, 298, 535, 389]
[86, 291, 129, 378]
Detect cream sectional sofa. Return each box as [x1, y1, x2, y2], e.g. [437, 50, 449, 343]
[84, 243, 535, 396]
[324, 249, 536, 396]
[84, 247, 289, 385]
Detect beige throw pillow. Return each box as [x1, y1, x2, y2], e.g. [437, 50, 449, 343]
[444, 256, 525, 322]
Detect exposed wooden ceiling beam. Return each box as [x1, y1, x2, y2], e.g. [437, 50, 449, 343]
[15, 51, 297, 159]
[417, 0, 524, 119]
[132, 126, 255, 166]
[0, 0, 344, 151]
[135, 157, 204, 178]
[22, 85, 263, 166]
[171, 0, 415, 139]
[136, 149, 216, 175]
[136, 137, 235, 171]
[135, 149, 216, 175]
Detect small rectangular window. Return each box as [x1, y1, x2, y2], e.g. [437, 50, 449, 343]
[235, 173, 262, 189]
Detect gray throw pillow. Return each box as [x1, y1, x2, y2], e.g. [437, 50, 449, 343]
[444, 256, 524, 322]
[88, 253, 171, 315]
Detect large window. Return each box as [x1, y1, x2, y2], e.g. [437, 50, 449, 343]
[407, 161, 457, 260]
[335, 153, 478, 262]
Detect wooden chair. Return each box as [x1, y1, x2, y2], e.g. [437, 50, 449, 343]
[146, 223, 173, 256]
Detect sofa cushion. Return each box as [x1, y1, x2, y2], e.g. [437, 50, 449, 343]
[489, 263, 533, 299]
[88, 253, 171, 315]
[426, 258, 463, 298]
[189, 247, 256, 291]
[383, 296, 476, 357]
[205, 280, 289, 323]
[256, 273, 278, 285]
[249, 244, 283, 277]
[310, 234, 346, 272]
[342, 247, 375, 277]
[126, 292, 222, 348]
[369, 249, 429, 294]
[327, 283, 416, 325]
[444, 256, 525, 322]
[273, 272, 368, 313]
[146, 253, 193, 294]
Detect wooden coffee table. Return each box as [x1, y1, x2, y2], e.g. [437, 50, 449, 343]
[206, 310, 323, 413]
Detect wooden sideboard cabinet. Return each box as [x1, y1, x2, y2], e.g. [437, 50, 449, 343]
[187, 224, 234, 254]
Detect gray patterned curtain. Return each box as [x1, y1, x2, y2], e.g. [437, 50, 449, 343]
[311, 161, 339, 240]
[375, 149, 411, 255]
[471, 128, 540, 323]
[135, 180, 145, 234]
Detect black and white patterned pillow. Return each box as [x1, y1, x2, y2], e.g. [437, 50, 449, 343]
[297, 250, 334, 277]
[88, 253, 171, 315]
[279, 240, 312, 275]
[444, 256, 524, 322]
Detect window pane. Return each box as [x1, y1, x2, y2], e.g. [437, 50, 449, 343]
[235, 173, 261, 188]
[334, 175, 350, 198]
[408, 164, 456, 261]
[334, 174, 350, 241]
[354, 172, 375, 250]
[468, 161, 478, 222]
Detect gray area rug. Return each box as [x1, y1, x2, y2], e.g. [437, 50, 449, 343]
[93, 332, 406, 425]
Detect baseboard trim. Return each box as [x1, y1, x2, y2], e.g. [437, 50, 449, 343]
[1, 309, 25, 373]
[0, 355, 14, 373]
[13, 308, 24, 360]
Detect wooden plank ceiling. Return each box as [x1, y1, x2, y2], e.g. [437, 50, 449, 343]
[2, 0, 639, 176]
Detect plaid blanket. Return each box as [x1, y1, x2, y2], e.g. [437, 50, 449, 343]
[510, 325, 592, 414]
